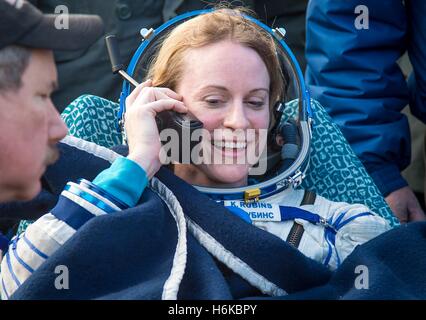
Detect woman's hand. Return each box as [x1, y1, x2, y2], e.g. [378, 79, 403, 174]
[124, 79, 188, 179]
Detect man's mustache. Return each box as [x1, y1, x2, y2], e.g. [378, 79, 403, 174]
[45, 145, 60, 166]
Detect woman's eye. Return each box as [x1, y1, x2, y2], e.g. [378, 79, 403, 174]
[247, 101, 265, 108]
[205, 99, 223, 106]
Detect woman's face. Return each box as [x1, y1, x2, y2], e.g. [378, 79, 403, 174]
[174, 40, 270, 187]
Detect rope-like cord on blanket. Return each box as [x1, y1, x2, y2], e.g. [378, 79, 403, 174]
[151, 178, 188, 300]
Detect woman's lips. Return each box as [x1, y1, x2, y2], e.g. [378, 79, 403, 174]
[211, 140, 248, 159]
[212, 140, 247, 149]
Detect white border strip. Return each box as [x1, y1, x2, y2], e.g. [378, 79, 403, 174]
[62, 135, 120, 163]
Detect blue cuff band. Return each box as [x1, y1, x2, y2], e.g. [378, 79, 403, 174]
[65, 184, 118, 213]
[92, 157, 148, 207]
[78, 179, 128, 210]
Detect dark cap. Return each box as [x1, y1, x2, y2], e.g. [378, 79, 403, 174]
[0, 0, 104, 51]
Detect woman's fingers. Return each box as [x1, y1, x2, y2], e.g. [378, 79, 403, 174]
[126, 79, 153, 107]
[126, 99, 188, 122]
[145, 99, 188, 115]
[155, 87, 183, 101]
[123, 82, 186, 180]
[126, 80, 184, 118]
[134, 86, 183, 106]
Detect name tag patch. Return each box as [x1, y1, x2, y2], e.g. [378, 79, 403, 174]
[224, 201, 281, 222]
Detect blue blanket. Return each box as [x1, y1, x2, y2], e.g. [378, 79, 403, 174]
[3, 141, 426, 299]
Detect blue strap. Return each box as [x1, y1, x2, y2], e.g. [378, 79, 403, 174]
[323, 233, 334, 266]
[278, 206, 322, 224]
[334, 212, 373, 230]
[322, 212, 373, 268]
[331, 210, 348, 229]
[279, 206, 338, 236]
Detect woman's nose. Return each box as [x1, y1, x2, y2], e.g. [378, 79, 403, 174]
[223, 101, 250, 129]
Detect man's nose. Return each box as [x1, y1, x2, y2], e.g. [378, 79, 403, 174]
[223, 100, 250, 129]
[48, 103, 68, 143]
